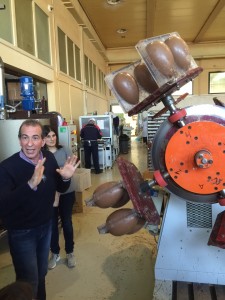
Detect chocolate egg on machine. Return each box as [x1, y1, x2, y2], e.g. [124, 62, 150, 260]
[111, 189, 130, 208]
[99, 208, 145, 236]
[127, 217, 146, 235]
[145, 40, 175, 77]
[134, 63, 159, 94]
[113, 72, 139, 105]
[165, 35, 191, 71]
[85, 181, 130, 208]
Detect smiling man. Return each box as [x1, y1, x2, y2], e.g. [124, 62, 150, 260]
[0, 119, 80, 300]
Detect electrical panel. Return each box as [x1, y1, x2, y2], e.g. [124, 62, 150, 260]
[58, 125, 77, 155]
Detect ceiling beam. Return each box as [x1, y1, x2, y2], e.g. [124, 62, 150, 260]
[194, 0, 225, 42]
[106, 42, 225, 65]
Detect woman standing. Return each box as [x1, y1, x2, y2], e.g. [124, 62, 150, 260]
[43, 125, 78, 269]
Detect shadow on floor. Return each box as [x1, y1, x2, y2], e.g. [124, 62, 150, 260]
[103, 244, 155, 300]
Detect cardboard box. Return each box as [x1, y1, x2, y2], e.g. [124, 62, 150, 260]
[73, 192, 84, 213]
[74, 168, 91, 192]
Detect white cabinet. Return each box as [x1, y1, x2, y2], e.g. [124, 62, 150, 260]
[105, 144, 113, 168]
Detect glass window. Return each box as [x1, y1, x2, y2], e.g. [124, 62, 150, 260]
[98, 69, 102, 93]
[209, 72, 225, 94]
[35, 4, 51, 64]
[75, 45, 81, 82]
[84, 55, 89, 86]
[103, 80, 106, 95]
[15, 0, 35, 55]
[35, 81, 47, 101]
[67, 37, 75, 78]
[58, 27, 67, 73]
[93, 64, 97, 90]
[98, 70, 106, 94]
[89, 60, 93, 89]
[0, 0, 13, 43]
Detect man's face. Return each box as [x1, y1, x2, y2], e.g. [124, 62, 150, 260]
[19, 125, 45, 163]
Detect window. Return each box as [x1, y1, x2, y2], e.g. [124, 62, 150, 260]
[75, 45, 81, 82]
[35, 4, 51, 64]
[58, 27, 67, 73]
[98, 69, 106, 95]
[93, 64, 97, 90]
[58, 27, 81, 81]
[67, 37, 75, 78]
[15, 0, 35, 55]
[1, 1, 51, 64]
[0, 0, 13, 43]
[209, 72, 225, 94]
[172, 80, 193, 96]
[84, 55, 89, 86]
[89, 60, 93, 89]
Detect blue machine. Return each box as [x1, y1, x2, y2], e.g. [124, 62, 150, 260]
[20, 76, 35, 111]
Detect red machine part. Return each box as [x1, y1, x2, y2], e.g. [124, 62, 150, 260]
[153, 170, 168, 187]
[208, 210, 225, 249]
[218, 198, 225, 206]
[152, 92, 188, 119]
[165, 121, 225, 194]
[116, 156, 160, 225]
[168, 108, 187, 123]
[128, 67, 203, 116]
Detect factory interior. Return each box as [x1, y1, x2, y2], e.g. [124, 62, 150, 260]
[1, 0, 225, 299]
[0, 139, 158, 300]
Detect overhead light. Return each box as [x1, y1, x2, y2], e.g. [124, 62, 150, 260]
[107, 0, 121, 5]
[116, 28, 127, 34]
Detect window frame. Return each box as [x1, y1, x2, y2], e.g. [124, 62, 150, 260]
[208, 71, 225, 94]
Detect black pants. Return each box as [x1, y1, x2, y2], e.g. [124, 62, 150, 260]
[83, 141, 100, 172]
[50, 192, 75, 254]
[143, 137, 147, 144]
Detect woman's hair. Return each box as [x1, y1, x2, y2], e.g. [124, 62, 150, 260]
[42, 125, 62, 150]
[0, 281, 33, 300]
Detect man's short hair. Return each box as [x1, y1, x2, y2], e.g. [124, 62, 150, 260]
[18, 119, 44, 139]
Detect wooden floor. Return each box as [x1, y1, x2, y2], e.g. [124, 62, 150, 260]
[173, 281, 225, 300]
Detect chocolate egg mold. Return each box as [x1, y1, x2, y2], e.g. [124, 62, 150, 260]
[135, 32, 198, 88]
[105, 59, 159, 113]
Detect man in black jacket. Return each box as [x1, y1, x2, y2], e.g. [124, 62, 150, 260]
[80, 118, 102, 174]
[0, 119, 80, 300]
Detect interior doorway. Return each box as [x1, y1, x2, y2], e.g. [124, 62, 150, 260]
[110, 104, 138, 136]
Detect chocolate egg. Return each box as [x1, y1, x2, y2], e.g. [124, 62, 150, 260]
[134, 63, 158, 93]
[165, 36, 191, 70]
[146, 41, 175, 77]
[86, 181, 130, 208]
[112, 189, 130, 208]
[113, 72, 139, 104]
[103, 208, 143, 236]
[127, 217, 146, 234]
